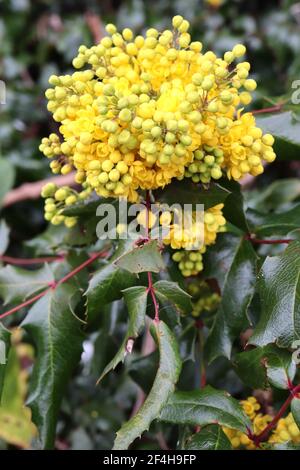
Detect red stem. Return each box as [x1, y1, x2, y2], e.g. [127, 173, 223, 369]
[252, 104, 283, 115]
[145, 190, 160, 323]
[245, 234, 293, 245]
[0, 250, 107, 321]
[0, 290, 50, 320]
[0, 254, 65, 265]
[248, 384, 300, 446]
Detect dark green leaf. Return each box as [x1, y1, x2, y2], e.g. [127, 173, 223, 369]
[154, 179, 230, 210]
[247, 179, 300, 212]
[247, 205, 300, 237]
[256, 112, 300, 160]
[234, 345, 296, 390]
[185, 425, 232, 450]
[0, 323, 11, 401]
[129, 351, 159, 395]
[0, 264, 54, 305]
[85, 263, 136, 324]
[204, 234, 257, 362]
[113, 320, 182, 450]
[250, 241, 300, 348]
[153, 280, 192, 315]
[21, 284, 84, 449]
[97, 286, 148, 382]
[114, 240, 165, 274]
[160, 386, 251, 433]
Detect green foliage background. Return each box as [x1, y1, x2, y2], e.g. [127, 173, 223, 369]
[1, 0, 300, 450]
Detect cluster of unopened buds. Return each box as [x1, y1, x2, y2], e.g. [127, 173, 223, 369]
[40, 15, 276, 276]
[223, 397, 300, 449]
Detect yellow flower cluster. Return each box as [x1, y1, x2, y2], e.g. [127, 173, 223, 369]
[41, 15, 275, 211]
[223, 397, 272, 450]
[187, 280, 220, 317]
[269, 413, 300, 445]
[169, 203, 226, 276]
[223, 397, 300, 450]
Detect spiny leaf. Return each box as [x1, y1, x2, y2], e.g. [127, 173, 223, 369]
[0, 323, 11, 401]
[85, 263, 136, 324]
[204, 234, 257, 362]
[97, 286, 148, 383]
[0, 264, 54, 305]
[185, 425, 232, 450]
[250, 241, 300, 348]
[153, 280, 192, 315]
[21, 284, 84, 449]
[234, 345, 296, 390]
[160, 386, 251, 433]
[114, 239, 165, 274]
[113, 320, 182, 450]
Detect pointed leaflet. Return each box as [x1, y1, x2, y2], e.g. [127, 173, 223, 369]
[0, 322, 11, 400]
[234, 345, 296, 390]
[0, 264, 54, 305]
[97, 286, 148, 382]
[153, 280, 192, 315]
[21, 284, 84, 449]
[113, 320, 182, 450]
[114, 240, 165, 274]
[185, 425, 232, 450]
[204, 234, 257, 362]
[160, 386, 251, 433]
[85, 263, 136, 324]
[250, 242, 300, 348]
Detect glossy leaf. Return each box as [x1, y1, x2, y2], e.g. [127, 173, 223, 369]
[85, 263, 136, 324]
[160, 386, 251, 433]
[21, 284, 84, 449]
[97, 286, 148, 382]
[154, 179, 230, 211]
[247, 204, 300, 237]
[250, 241, 300, 348]
[153, 280, 192, 315]
[185, 425, 232, 450]
[113, 320, 182, 450]
[234, 345, 296, 389]
[114, 240, 165, 274]
[0, 264, 54, 305]
[204, 234, 257, 362]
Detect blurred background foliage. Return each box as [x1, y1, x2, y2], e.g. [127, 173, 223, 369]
[0, 0, 300, 449]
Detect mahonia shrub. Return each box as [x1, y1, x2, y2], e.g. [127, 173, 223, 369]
[1, 15, 300, 451]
